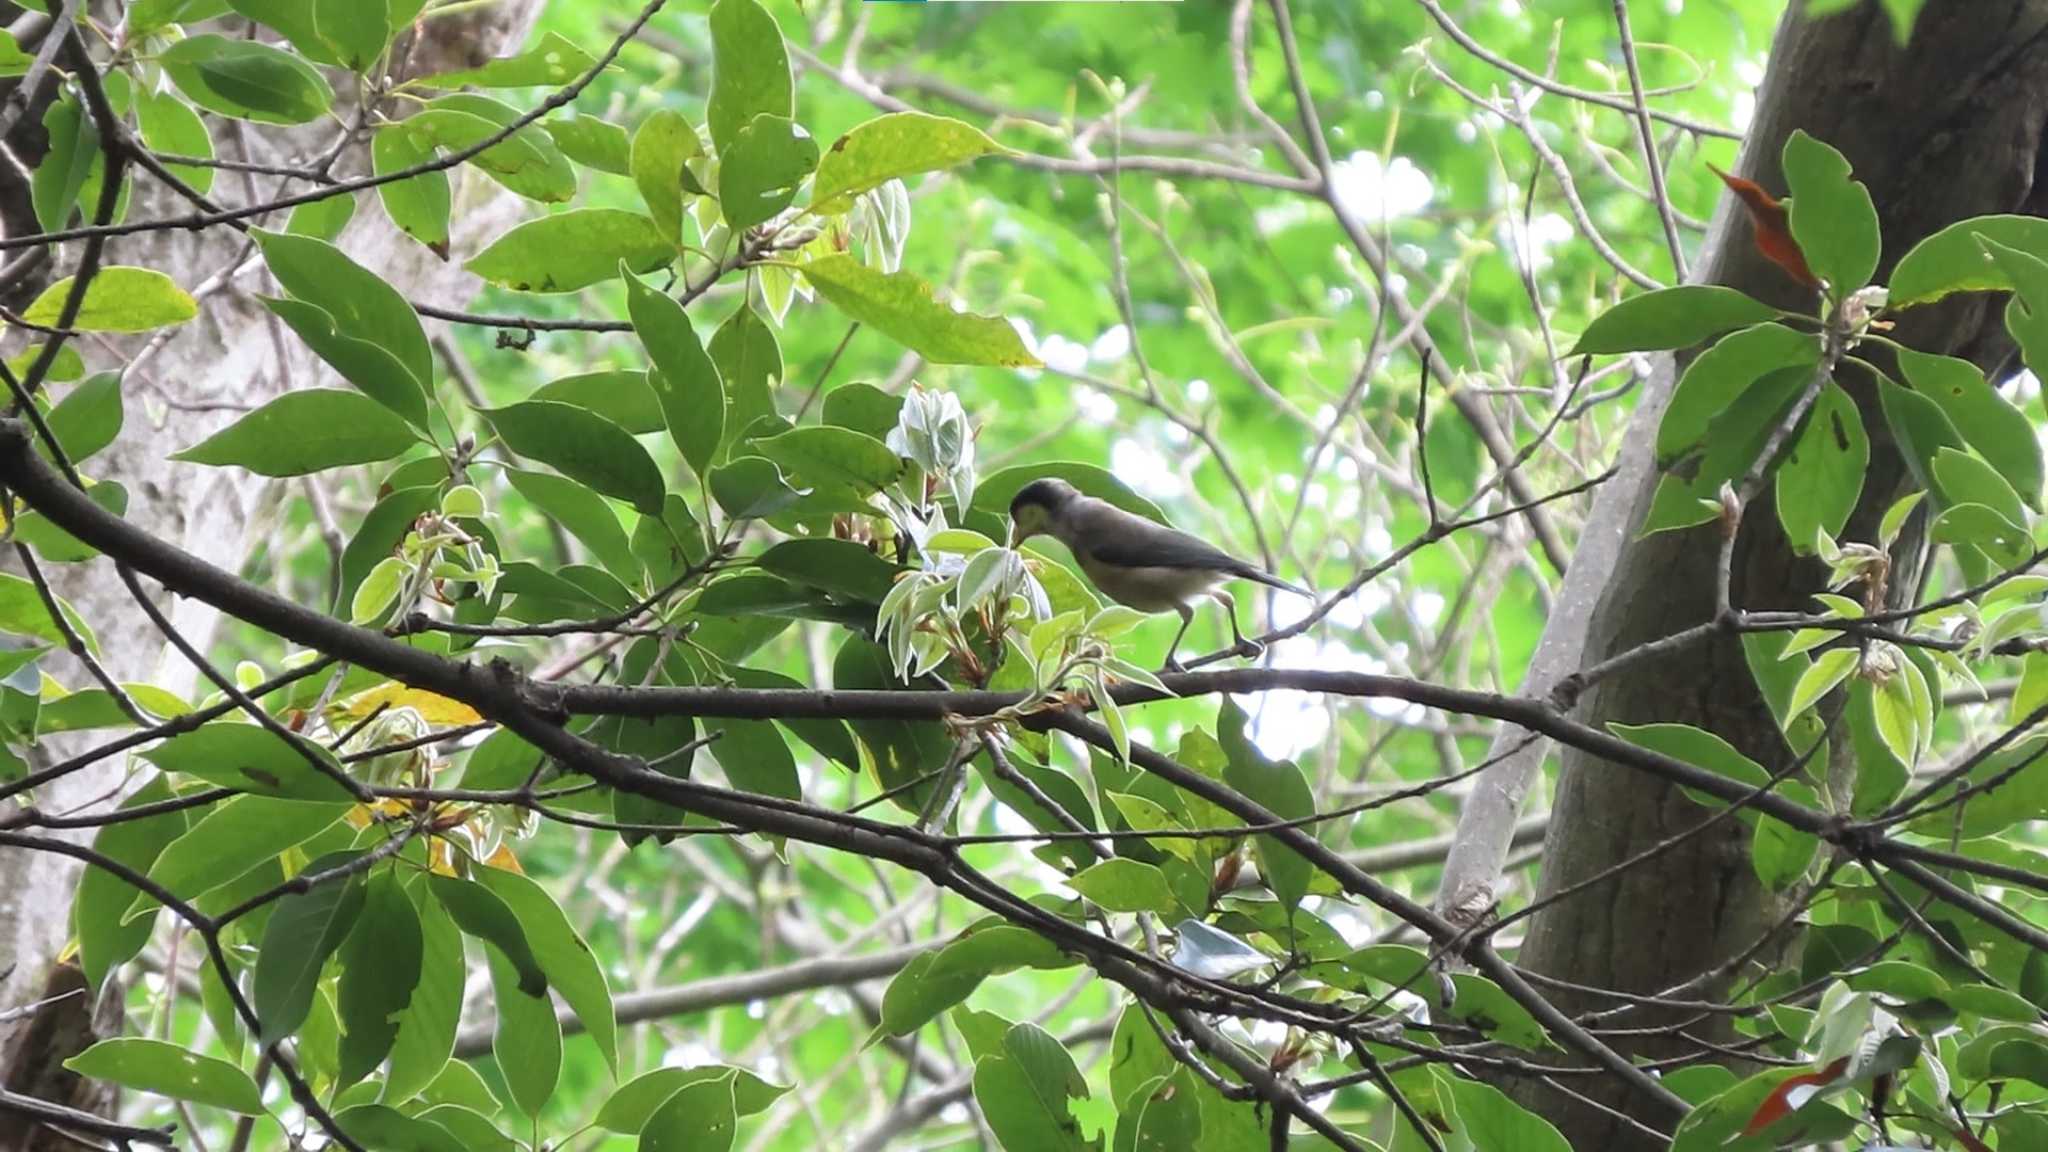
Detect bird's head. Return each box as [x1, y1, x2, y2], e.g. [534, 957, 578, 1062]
[1008, 477, 1082, 547]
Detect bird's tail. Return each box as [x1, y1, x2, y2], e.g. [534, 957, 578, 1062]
[1242, 566, 1312, 599]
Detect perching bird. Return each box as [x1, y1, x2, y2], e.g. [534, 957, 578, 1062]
[1007, 477, 1312, 671]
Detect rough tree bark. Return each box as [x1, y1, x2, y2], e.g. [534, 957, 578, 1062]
[1514, 2, 2048, 1146]
[0, 2, 545, 1129]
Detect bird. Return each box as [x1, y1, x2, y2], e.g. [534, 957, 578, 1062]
[1006, 477, 1312, 671]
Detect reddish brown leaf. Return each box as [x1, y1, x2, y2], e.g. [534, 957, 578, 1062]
[1710, 163, 1821, 289]
[1742, 1055, 1850, 1136]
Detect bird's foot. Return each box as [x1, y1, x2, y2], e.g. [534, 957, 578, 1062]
[1160, 655, 1188, 675]
[1234, 637, 1266, 662]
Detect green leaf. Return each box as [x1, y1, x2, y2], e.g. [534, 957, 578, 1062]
[1570, 286, 1779, 355]
[22, 267, 196, 332]
[757, 538, 901, 603]
[226, 0, 339, 65]
[1786, 648, 1857, 722]
[253, 228, 433, 390]
[813, 111, 1006, 213]
[707, 0, 792, 154]
[623, 267, 725, 476]
[175, 389, 418, 476]
[254, 854, 367, 1043]
[0, 28, 35, 75]
[31, 95, 95, 234]
[718, 114, 818, 232]
[1897, 348, 2042, 509]
[1644, 364, 1810, 535]
[426, 873, 547, 996]
[531, 370, 664, 434]
[135, 89, 214, 196]
[0, 571, 95, 652]
[467, 208, 673, 293]
[800, 255, 1039, 367]
[1217, 698, 1315, 915]
[65, 1038, 265, 1114]
[546, 115, 632, 176]
[315, 0, 389, 71]
[1444, 1073, 1570, 1152]
[405, 95, 576, 203]
[160, 35, 334, 125]
[285, 192, 356, 242]
[384, 881, 464, 1104]
[709, 456, 808, 521]
[76, 774, 189, 990]
[1657, 323, 1819, 461]
[260, 298, 430, 434]
[753, 426, 904, 493]
[337, 870, 423, 1089]
[973, 1023, 1093, 1152]
[485, 948, 561, 1119]
[1907, 736, 2048, 838]
[708, 717, 801, 802]
[333, 1105, 465, 1152]
[1891, 214, 2048, 307]
[820, 381, 900, 442]
[631, 108, 703, 242]
[1979, 237, 2048, 373]
[138, 797, 350, 916]
[143, 722, 354, 801]
[372, 124, 452, 254]
[1781, 130, 1880, 297]
[504, 468, 639, 583]
[641, 1070, 739, 1152]
[474, 865, 617, 1074]
[1776, 380, 1867, 552]
[709, 305, 783, 458]
[417, 31, 597, 89]
[880, 926, 1073, 1036]
[1068, 858, 1177, 914]
[1934, 447, 2027, 527]
[1878, 373, 1968, 500]
[597, 1066, 788, 1133]
[481, 400, 666, 515]
[44, 372, 122, 464]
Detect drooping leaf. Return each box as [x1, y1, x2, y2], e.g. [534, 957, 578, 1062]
[1775, 380, 1867, 551]
[426, 873, 547, 996]
[623, 267, 725, 476]
[474, 865, 618, 1073]
[486, 948, 561, 1119]
[546, 115, 633, 176]
[253, 853, 368, 1043]
[1891, 215, 2048, 307]
[76, 774, 189, 990]
[372, 123, 452, 254]
[1896, 347, 2043, 509]
[631, 108, 703, 242]
[336, 870, 424, 1089]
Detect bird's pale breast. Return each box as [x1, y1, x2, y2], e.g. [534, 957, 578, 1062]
[1073, 551, 1225, 613]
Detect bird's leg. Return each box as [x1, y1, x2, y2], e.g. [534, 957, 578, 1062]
[1213, 590, 1263, 661]
[1161, 603, 1195, 673]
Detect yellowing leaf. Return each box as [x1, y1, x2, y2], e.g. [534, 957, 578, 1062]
[333, 682, 483, 726]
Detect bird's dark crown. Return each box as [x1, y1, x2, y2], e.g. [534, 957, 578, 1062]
[1009, 477, 1083, 519]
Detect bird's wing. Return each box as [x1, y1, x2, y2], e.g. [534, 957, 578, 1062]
[1070, 500, 1307, 594]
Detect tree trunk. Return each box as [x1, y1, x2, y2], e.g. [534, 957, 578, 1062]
[0, 0, 543, 1112]
[1514, 2, 2048, 1146]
